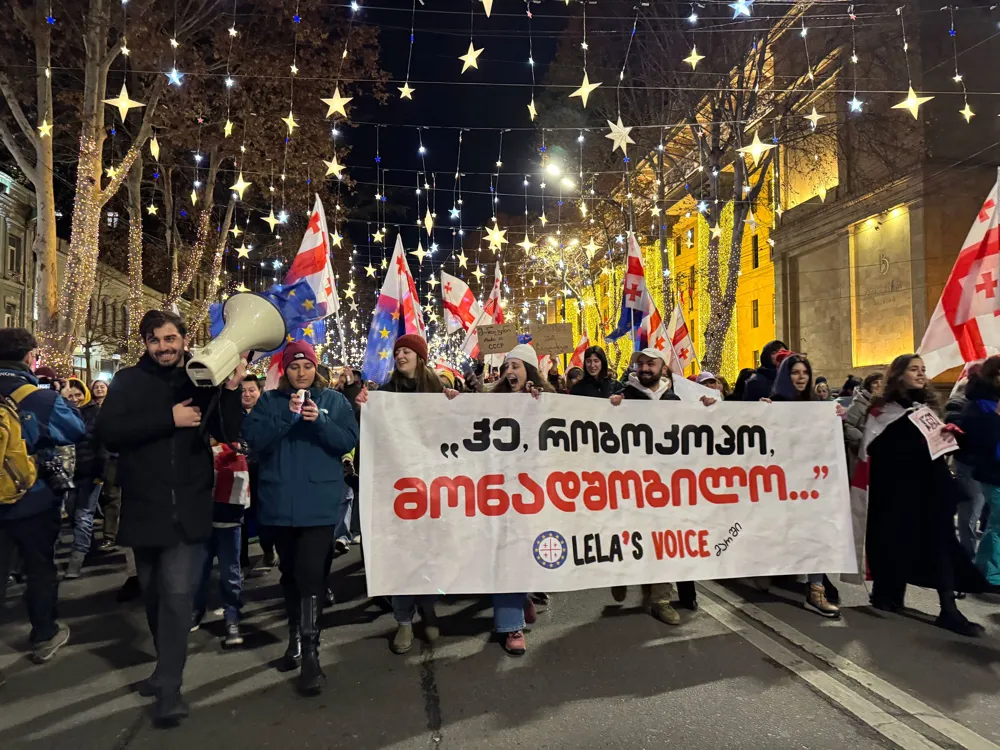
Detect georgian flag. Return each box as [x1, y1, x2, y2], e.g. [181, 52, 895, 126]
[667, 303, 696, 373]
[462, 264, 505, 360]
[441, 271, 483, 334]
[284, 195, 339, 316]
[606, 233, 647, 342]
[570, 333, 590, 369]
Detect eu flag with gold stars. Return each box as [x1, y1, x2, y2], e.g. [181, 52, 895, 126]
[209, 278, 325, 355]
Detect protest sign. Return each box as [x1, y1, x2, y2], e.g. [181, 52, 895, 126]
[359, 393, 856, 595]
[531, 323, 576, 355]
[907, 405, 959, 460]
[475, 323, 518, 356]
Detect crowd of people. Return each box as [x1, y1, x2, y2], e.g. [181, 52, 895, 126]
[0, 313, 997, 728]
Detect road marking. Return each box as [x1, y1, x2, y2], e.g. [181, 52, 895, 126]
[698, 596, 944, 750]
[702, 582, 1000, 750]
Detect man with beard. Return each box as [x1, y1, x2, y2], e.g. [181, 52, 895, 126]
[609, 347, 699, 624]
[97, 310, 245, 727]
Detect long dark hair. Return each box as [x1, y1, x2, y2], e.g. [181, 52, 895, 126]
[872, 353, 937, 411]
[388, 359, 444, 393]
[770, 354, 813, 401]
[729, 368, 754, 401]
[491, 360, 556, 393]
[581, 346, 610, 382]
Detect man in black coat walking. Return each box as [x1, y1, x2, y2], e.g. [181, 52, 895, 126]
[97, 310, 244, 727]
[742, 339, 787, 402]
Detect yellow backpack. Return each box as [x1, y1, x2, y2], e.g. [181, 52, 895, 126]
[0, 384, 39, 504]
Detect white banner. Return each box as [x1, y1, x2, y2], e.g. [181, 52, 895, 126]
[359, 393, 856, 595]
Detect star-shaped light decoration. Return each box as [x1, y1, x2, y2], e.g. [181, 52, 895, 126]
[960, 102, 975, 123]
[528, 98, 537, 121]
[398, 81, 414, 99]
[449, 207, 460, 220]
[236, 243, 251, 259]
[263, 209, 280, 232]
[381, 258, 388, 270]
[710, 223, 723, 239]
[605, 117, 635, 155]
[472, 266, 486, 282]
[190, 189, 197, 205]
[321, 87, 353, 118]
[331, 231, 343, 248]
[149, 136, 160, 161]
[539, 213, 548, 227]
[166, 68, 184, 86]
[424, 208, 434, 234]
[456, 251, 469, 269]
[324, 157, 345, 179]
[350, 302, 359, 312]
[848, 96, 864, 113]
[281, 110, 298, 135]
[517, 235, 536, 253]
[410, 243, 429, 264]
[37, 120, 52, 138]
[569, 72, 602, 108]
[584, 238, 599, 257]
[344, 288, 356, 300]
[428, 276, 440, 289]
[290, 63, 299, 75]
[891, 87, 933, 120]
[737, 130, 776, 166]
[804, 106, 824, 129]
[102, 82, 145, 121]
[365, 264, 376, 278]
[224, 119, 233, 137]
[729, 0, 752, 18]
[426, 290, 435, 304]
[373, 228, 385, 243]
[744, 211, 758, 231]
[235, 283, 250, 293]
[650, 206, 662, 217]
[482, 0, 493, 16]
[540, 292, 552, 305]
[146, 203, 158, 215]
[485, 223, 507, 251]
[230, 225, 243, 238]
[683, 46, 706, 69]
[459, 42, 484, 73]
[230, 172, 251, 200]
[120, 40, 130, 56]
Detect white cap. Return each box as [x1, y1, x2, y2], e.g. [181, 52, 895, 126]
[637, 347, 669, 366]
[506, 343, 539, 366]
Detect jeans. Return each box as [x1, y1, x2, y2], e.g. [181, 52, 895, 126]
[193, 526, 243, 625]
[0, 506, 61, 643]
[954, 461, 986, 558]
[134, 541, 207, 694]
[392, 594, 438, 625]
[267, 525, 334, 621]
[493, 593, 527, 633]
[334, 487, 354, 544]
[71, 480, 102, 555]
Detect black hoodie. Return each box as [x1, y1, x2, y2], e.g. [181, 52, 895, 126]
[743, 340, 786, 402]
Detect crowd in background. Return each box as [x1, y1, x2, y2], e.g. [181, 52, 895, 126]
[1, 315, 998, 728]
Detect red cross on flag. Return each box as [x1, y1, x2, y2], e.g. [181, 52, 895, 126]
[462, 264, 505, 360]
[667, 302, 696, 374]
[570, 333, 590, 369]
[920, 172, 1000, 376]
[440, 271, 483, 334]
[607, 233, 648, 342]
[284, 195, 339, 316]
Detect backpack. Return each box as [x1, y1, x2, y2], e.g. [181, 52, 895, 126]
[0, 383, 39, 504]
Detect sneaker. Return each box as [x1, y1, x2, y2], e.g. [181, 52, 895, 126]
[223, 621, 244, 648]
[99, 539, 117, 552]
[805, 583, 841, 619]
[117, 575, 142, 603]
[334, 538, 350, 554]
[391, 623, 413, 654]
[611, 586, 627, 603]
[31, 622, 70, 663]
[530, 592, 549, 604]
[262, 550, 277, 568]
[523, 597, 537, 625]
[190, 614, 201, 633]
[649, 601, 681, 626]
[212, 607, 225, 618]
[503, 630, 526, 656]
[351, 534, 361, 544]
[64, 551, 85, 580]
[936, 610, 985, 637]
[153, 690, 189, 728]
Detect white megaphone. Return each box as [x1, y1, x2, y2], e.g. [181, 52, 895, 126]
[186, 293, 287, 387]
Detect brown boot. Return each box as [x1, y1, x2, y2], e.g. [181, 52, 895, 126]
[805, 583, 841, 619]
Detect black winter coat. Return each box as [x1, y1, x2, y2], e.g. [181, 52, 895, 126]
[866, 398, 986, 593]
[96, 353, 244, 548]
[743, 364, 778, 402]
[956, 379, 1000, 486]
[570, 375, 622, 399]
[73, 402, 103, 481]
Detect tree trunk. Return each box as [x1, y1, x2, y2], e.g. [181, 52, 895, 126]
[33, 0, 57, 332]
[188, 197, 235, 331]
[125, 158, 144, 363]
[166, 148, 222, 307]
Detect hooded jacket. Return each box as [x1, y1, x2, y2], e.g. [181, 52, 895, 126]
[622, 373, 680, 401]
[66, 378, 103, 481]
[743, 340, 786, 402]
[96, 352, 244, 548]
[957, 377, 1000, 486]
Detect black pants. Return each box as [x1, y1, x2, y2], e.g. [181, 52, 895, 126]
[267, 525, 334, 621]
[134, 541, 207, 693]
[0, 506, 60, 643]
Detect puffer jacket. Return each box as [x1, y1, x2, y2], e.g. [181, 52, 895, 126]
[843, 387, 873, 473]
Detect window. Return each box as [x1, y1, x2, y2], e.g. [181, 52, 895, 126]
[4, 302, 16, 328]
[685, 228, 694, 248]
[752, 234, 760, 269]
[7, 234, 22, 277]
[753, 350, 760, 368]
[111, 304, 117, 335]
[101, 300, 108, 331]
[752, 299, 760, 328]
[674, 237, 681, 257]
[120, 304, 128, 336]
[105, 211, 119, 228]
[688, 264, 695, 311]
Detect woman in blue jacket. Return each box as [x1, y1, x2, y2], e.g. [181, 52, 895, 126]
[242, 341, 359, 696]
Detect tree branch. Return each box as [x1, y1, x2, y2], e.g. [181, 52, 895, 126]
[99, 38, 124, 77]
[99, 78, 164, 207]
[11, 0, 34, 34]
[0, 118, 38, 184]
[0, 72, 38, 143]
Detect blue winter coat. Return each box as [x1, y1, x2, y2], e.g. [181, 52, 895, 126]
[242, 385, 359, 527]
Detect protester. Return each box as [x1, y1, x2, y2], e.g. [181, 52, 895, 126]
[0, 328, 85, 674]
[865, 354, 985, 636]
[62, 378, 104, 580]
[243, 340, 359, 695]
[240, 375, 276, 574]
[742, 340, 787, 401]
[608, 348, 699, 623]
[569, 346, 621, 399]
[565, 367, 584, 391]
[355, 334, 453, 654]
[696, 371, 724, 394]
[97, 310, 245, 726]
[728, 368, 754, 402]
[844, 372, 884, 476]
[837, 375, 862, 408]
[91, 378, 122, 553]
[954, 356, 1000, 584]
[814, 377, 831, 401]
[768, 353, 842, 619]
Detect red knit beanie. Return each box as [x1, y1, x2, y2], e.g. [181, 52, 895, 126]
[394, 333, 428, 363]
[281, 340, 318, 371]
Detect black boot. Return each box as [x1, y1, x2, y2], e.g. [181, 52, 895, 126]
[153, 690, 189, 727]
[937, 592, 985, 637]
[298, 595, 326, 696]
[280, 623, 301, 672]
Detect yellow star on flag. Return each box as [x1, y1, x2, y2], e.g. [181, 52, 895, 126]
[224, 119, 233, 138]
[411, 243, 429, 264]
[365, 264, 376, 278]
[892, 86, 933, 120]
[324, 157, 345, 179]
[102, 82, 145, 121]
[263, 209, 280, 232]
[683, 46, 706, 69]
[398, 82, 415, 99]
[230, 172, 251, 200]
[373, 228, 385, 243]
[485, 223, 507, 251]
[568, 72, 602, 108]
[321, 87, 353, 118]
[37, 120, 52, 138]
[301, 325, 314, 338]
[281, 110, 298, 135]
[517, 234, 535, 253]
[738, 130, 777, 166]
[286, 334, 295, 344]
[459, 42, 484, 73]
[236, 243, 250, 258]
[379, 349, 390, 360]
[379, 327, 390, 339]
[456, 251, 469, 269]
[302, 299, 315, 311]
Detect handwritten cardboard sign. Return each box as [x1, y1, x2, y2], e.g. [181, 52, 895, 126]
[531, 323, 576, 355]
[476, 323, 518, 356]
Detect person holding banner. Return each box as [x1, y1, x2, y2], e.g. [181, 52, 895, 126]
[608, 348, 699, 624]
[569, 346, 622, 399]
[242, 341, 359, 694]
[742, 340, 787, 402]
[865, 354, 985, 637]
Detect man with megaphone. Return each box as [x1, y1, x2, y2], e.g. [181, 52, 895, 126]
[97, 309, 247, 728]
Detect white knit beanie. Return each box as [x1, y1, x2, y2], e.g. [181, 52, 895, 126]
[506, 343, 539, 367]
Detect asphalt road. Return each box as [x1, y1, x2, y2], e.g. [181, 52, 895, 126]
[2, 540, 1000, 750]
